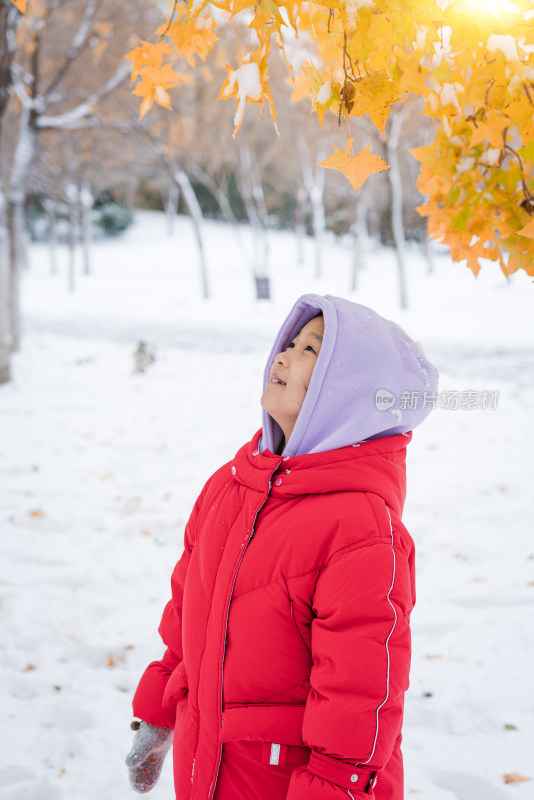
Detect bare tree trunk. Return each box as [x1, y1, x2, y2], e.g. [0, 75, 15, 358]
[65, 181, 78, 292]
[7, 104, 37, 351]
[80, 182, 92, 275]
[350, 183, 369, 293]
[172, 166, 209, 300]
[298, 139, 327, 279]
[248, 151, 270, 272]
[386, 106, 409, 310]
[165, 182, 179, 236]
[188, 164, 249, 268]
[0, 187, 11, 384]
[421, 216, 434, 274]
[43, 197, 57, 275]
[0, 2, 16, 122]
[239, 147, 269, 278]
[294, 184, 307, 267]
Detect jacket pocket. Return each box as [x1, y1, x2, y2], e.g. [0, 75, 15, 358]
[220, 703, 306, 746]
[282, 576, 312, 657]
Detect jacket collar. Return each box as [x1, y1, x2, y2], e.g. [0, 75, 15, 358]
[231, 429, 411, 517]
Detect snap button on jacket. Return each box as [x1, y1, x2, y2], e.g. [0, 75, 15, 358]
[132, 428, 415, 800]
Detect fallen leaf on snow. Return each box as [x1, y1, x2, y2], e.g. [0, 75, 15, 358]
[23, 664, 36, 671]
[424, 654, 443, 660]
[504, 773, 531, 784]
[28, 510, 44, 518]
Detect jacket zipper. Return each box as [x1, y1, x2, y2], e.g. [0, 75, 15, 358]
[209, 460, 282, 798]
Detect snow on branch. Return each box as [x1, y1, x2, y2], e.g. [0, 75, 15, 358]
[37, 59, 130, 129]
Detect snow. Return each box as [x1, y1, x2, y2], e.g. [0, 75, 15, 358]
[222, 61, 262, 135]
[486, 34, 520, 62]
[440, 83, 463, 113]
[316, 82, 332, 106]
[1, 210, 533, 799]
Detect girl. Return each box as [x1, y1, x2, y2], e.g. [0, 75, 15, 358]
[126, 293, 439, 800]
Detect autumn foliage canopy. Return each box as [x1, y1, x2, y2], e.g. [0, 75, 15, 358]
[12, 0, 534, 278]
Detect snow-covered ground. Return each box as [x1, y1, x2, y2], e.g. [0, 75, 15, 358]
[1, 211, 533, 800]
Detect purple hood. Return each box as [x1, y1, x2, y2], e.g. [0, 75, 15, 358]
[259, 294, 439, 456]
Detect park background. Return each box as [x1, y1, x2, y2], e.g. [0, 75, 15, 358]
[1, 1, 534, 798]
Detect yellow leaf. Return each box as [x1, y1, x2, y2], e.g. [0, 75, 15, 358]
[517, 219, 534, 239]
[161, 17, 219, 67]
[318, 140, 391, 194]
[218, 45, 279, 139]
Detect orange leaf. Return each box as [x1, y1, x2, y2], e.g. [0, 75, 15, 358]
[23, 664, 37, 671]
[504, 773, 531, 784]
[517, 219, 534, 239]
[10, 0, 27, 12]
[125, 41, 173, 82]
[318, 140, 390, 194]
[29, 509, 44, 518]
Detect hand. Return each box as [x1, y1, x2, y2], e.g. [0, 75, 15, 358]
[125, 720, 174, 793]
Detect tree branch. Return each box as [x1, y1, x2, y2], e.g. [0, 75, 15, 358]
[42, 0, 100, 100]
[37, 59, 130, 129]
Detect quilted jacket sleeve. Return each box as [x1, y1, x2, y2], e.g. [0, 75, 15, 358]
[286, 504, 415, 799]
[131, 478, 211, 729]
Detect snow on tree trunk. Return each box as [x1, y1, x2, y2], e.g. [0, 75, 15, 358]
[165, 182, 179, 237]
[298, 139, 327, 280]
[188, 164, 249, 269]
[422, 217, 434, 275]
[65, 181, 78, 293]
[294, 184, 307, 267]
[0, 188, 11, 384]
[80, 183, 93, 275]
[350, 183, 369, 294]
[5, 200, 22, 352]
[386, 107, 409, 310]
[44, 198, 58, 276]
[172, 166, 209, 300]
[238, 147, 269, 282]
[7, 105, 37, 350]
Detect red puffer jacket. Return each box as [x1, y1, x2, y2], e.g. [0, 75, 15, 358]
[132, 427, 415, 800]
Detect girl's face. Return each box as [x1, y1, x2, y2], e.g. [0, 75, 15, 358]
[261, 315, 324, 447]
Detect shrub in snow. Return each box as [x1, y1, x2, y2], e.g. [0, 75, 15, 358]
[96, 202, 134, 237]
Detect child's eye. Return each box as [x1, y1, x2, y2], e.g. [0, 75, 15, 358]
[306, 345, 316, 353]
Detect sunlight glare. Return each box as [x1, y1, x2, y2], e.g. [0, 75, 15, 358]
[463, 0, 521, 16]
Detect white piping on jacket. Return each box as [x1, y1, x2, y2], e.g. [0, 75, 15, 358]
[347, 791, 355, 800]
[359, 504, 397, 766]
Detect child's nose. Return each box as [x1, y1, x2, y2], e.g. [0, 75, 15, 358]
[276, 350, 289, 364]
